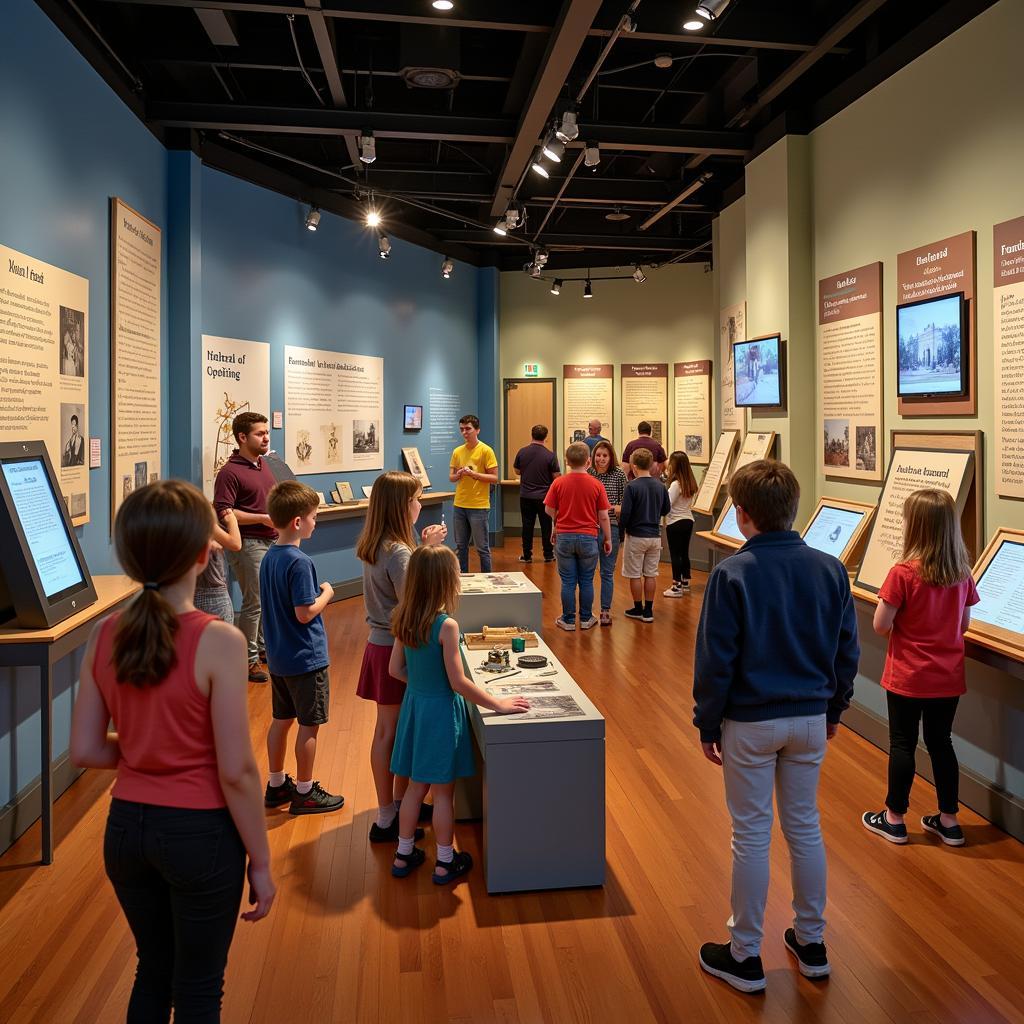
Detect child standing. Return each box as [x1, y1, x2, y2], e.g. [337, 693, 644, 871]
[260, 481, 344, 814]
[389, 546, 529, 883]
[543, 441, 613, 631]
[618, 448, 670, 622]
[588, 440, 627, 625]
[194, 506, 242, 624]
[862, 488, 979, 847]
[663, 450, 697, 598]
[356, 471, 447, 843]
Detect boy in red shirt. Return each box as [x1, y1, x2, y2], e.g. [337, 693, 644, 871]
[544, 442, 612, 631]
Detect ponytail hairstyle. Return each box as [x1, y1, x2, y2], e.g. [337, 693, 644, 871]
[901, 488, 972, 587]
[355, 471, 420, 564]
[667, 450, 698, 499]
[112, 480, 214, 687]
[391, 546, 461, 648]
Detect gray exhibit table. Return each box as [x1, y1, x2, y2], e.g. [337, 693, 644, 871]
[461, 636, 605, 894]
[457, 572, 543, 633]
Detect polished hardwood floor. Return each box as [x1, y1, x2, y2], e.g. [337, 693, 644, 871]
[2, 547, 1023, 1023]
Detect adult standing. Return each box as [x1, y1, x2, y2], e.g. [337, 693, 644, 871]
[583, 419, 607, 453]
[514, 424, 560, 563]
[588, 440, 627, 625]
[214, 411, 277, 684]
[449, 414, 499, 572]
[621, 421, 668, 480]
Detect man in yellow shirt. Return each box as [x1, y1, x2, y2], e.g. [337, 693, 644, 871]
[449, 414, 499, 571]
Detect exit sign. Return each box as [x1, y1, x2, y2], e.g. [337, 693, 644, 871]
[524, 363, 539, 377]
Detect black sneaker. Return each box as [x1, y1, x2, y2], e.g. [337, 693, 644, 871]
[642, 607, 654, 623]
[368, 818, 424, 844]
[264, 775, 296, 808]
[861, 809, 908, 844]
[289, 782, 345, 815]
[784, 928, 831, 978]
[921, 814, 965, 846]
[248, 663, 269, 683]
[624, 607, 645, 621]
[518, 555, 533, 563]
[698, 941, 766, 994]
[544, 555, 556, 562]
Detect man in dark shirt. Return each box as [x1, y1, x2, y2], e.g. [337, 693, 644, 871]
[214, 411, 277, 682]
[621, 421, 668, 480]
[513, 424, 560, 563]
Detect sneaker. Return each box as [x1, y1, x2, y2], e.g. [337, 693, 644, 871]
[264, 775, 296, 808]
[783, 928, 831, 978]
[600, 610, 612, 626]
[921, 814, 965, 846]
[544, 555, 556, 563]
[682, 581, 691, 593]
[289, 782, 345, 815]
[861, 809, 908, 844]
[624, 607, 645, 621]
[698, 941, 766, 994]
[555, 616, 576, 631]
[663, 584, 684, 598]
[258, 648, 267, 663]
[248, 663, 269, 684]
[518, 555, 533, 563]
[642, 608, 654, 623]
[579, 616, 599, 630]
[369, 818, 424, 844]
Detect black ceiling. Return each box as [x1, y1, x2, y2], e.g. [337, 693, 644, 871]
[39, 0, 996, 271]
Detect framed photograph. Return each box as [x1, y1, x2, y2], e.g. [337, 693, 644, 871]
[733, 335, 785, 409]
[334, 480, 355, 503]
[799, 496, 876, 568]
[404, 404, 423, 431]
[967, 528, 1024, 656]
[401, 446, 431, 489]
[896, 291, 968, 399]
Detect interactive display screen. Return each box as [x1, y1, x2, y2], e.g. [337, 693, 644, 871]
[972, 538, 1024, 635]
[404, 404, 423, 430]
[896, 292, 968, 398]
[733, 335, 783, 408]
[716, 503, 745, 542]
[1, 459, 85, 601]
[802, 505, 867, 559]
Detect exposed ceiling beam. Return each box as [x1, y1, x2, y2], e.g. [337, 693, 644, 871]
[435, 230, 696, 253]
[302, 0, 360, 165]
[194, 8, 238, 46]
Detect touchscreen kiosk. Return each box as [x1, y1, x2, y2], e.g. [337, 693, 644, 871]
[968, 529, 1024, 653]
[0, 441, 96, 628]
[710, 499, 746, 549]
[800, 498, 876, 567]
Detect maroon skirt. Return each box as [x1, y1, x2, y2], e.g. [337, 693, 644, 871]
[356, 642, 406, 705]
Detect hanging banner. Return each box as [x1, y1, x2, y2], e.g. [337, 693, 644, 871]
[994, 215, 1024, 498]
[672, 360, 712, 464]
[621, 363, 668, 445]
[564, 364, 613, 447]
[719, 301, 745, 434]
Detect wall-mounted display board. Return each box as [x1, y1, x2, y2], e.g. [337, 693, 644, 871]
[709, 498, 746, 550]
[994, 216, 1024, 498]
[111, 198, 161, 523]
[621, 363, 668, 445]
[402, 446, 431, 489]
[284, 345, 383, 475]
[800, 497, 876, 568]
[201, 336, 270, 498]
[691, 430, 740, 516]
[967, 529, 1024, 658]
[719, 302, 745, 434]
[428, 387, 462, 459]
[672, 360, 712, 464]
[896, 231, 976, 417]
[853, 435, 980, 595]
[564, 364, 613, 447]
[0, 242, 90, 525]
[733, 336, 785, 409]
[734, 430, 777, 473]
[818, 262, 883, 482]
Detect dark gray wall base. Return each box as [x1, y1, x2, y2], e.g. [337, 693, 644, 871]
[328, 577, 363, 602]
[843, 702, 1024, 844]
[0, 756, 84, 858]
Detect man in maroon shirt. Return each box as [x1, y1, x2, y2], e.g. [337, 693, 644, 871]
[621, 421, 668, 480]
[214, 412, 277, 682]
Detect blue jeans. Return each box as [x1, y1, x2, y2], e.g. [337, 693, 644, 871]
[454, 506, 491, 572]
[598, 532, 620, 611]
[555, 533, 599, 622]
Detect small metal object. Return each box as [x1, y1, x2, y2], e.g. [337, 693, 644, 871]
[516, 654, 547, 669]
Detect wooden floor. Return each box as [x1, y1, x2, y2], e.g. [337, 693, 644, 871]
[2, 548, 1023, 1023]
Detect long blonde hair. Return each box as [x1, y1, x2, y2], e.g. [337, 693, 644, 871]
[902, 488, 972, 587]
[356, 471, 420, 564]
[392, 546, 461, 647]
[667, 450, 698, 499]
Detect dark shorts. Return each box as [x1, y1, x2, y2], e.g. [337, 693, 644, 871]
[356, 642, 406, 705]
[270, 666, 330, 726]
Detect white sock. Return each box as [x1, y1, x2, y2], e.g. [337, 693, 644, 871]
[268, 772, 286, 788]
[397, 835, 415, 855]
[436, 842, 454, 864]
[295, 779, 313, 795]
[377, 804, 397, 828]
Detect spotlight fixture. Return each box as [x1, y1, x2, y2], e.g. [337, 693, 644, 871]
[683, 19, 704, 30]
[505, 206, 521, 230]
[696, 0, 732, 21]
[555, 110, 579, 144]
[583, 278, 593, 299]
[584, 143, 600, 169]
[654, 53, 673, 69]
[358, 131, 376, 164]
[530, 153, 550, 178]
[632, 266, 647, 284]
[365, 208, 381, 228]
[378, 234, 391, 259]
[493, 220, 507, 236]
[542, 136, 564, 163]
[606, 207, 629, 222]
[441, 257, 454, 278]
[550, 279, 562, 296]
[305, 206, 321, 232]
[431, 0, 454, 9]
[523, 261, 542, 279]
[534, 248, 549, 266]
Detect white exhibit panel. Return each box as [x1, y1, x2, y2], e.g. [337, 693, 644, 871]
[457, 572, 543, 634]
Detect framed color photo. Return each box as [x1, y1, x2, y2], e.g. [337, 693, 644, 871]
[404, 404, 423, 431]
[401, 446, 431, 489]
[334, 480, 355, 503]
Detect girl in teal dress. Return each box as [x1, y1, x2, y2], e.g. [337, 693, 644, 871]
[389, 546, 529, 884]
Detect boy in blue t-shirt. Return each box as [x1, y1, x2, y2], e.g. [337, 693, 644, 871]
[259, 481, 344, 814]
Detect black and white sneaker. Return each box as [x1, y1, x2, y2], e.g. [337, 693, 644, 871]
[922, 814, 965, 846]
[624, 607, 645, 621]
[264, 775, 296, 808]
[518, 555, 533, 563]
[698, 942, 766, 994]
[289, 782, 345, 815]
[861, 809, 908, 844]
[784, 928, 831, 978]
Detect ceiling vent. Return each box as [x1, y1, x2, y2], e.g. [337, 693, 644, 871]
[400, 25, 460, 90]
[400, 67, 461, 89]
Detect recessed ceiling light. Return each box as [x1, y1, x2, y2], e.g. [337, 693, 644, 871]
[432, 0, 454, 10]
[683, 19, 703, 31]
[605, 208, 630, 222]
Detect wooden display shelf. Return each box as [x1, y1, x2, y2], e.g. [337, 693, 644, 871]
[315, 490, 453, 522]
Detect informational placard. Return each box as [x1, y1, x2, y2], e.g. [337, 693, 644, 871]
[818, 262, 883, 481]
[854, 447, 974, 593]
[621, 363, 668, 445]
[691, 429, 739, 516]
[734, 430, 776, 472]
[284, 345, 384, 474]
[994, 216, 1024, 498]
[800, 497, 876, 567]
[429, 387, 462, 458]
[402, 446, 431, 489]
[564, 364, 613, 446]
[719, 302, 745, 434]
[673, 360, 712, 464]
[201, 335, 270, 498]
[896, 231, 976, 417]
[968, 529, 1024, 653]
[111, 198, 161, 523]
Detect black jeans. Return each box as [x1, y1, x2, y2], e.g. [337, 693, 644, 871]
[665, 519, 694, 583]
[105, 799, 247, 1023]
[520, 497, 553, 559]
[885, 691, 960, 815]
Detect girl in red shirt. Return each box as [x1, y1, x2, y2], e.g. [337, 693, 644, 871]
[862, 489, 979, 847]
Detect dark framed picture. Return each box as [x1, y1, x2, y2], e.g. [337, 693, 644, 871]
[404, 404, 423, 431]
[896, 291, 968, 399]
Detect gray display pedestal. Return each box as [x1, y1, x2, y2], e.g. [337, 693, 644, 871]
[457, 572, 543, 633]
[460, 637, 605, 893]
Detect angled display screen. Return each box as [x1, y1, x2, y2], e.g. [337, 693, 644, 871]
[972, 537, 1024, 635]
[716, 503, 745, 542]
[802, 505, 867, 559]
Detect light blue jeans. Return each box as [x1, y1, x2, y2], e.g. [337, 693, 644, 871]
[555, 532, 599, 622]
[597, 532, 620, 611]
[454, 506, 491, 572]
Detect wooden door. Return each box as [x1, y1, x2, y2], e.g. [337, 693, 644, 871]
[503, 378, 556, 478]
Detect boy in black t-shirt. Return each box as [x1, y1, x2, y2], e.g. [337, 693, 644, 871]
[618, 448, 670, 622]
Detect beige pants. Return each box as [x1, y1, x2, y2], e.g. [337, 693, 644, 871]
[621, 535, 662, 578]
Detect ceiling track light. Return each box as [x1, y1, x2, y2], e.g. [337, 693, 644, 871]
[359, 131, 376, 164]
[555, 109, 579, 144]
[583, 278, 593, 299]
[550, 279, 562, 296]
[493, 220, 507, 236]
[683, 19, 704, 30]
[695, 0, 732, 21]
[632, 266, 647, 284]
[534, 248, 549, 266]
[305, 206, 320, 231]
[378, 234, 391, 260]
[530, 153, 550, 178]
[441, 257, 454, 278]
[431, 0, 454, 9]
[524, 261, 542, 279]
[542, 136, 564, 163]
[365, 206, 381, 228]
[584, 142, 600, 169]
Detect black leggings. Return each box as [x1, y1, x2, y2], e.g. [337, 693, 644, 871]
[105, 799, 247, 1023]
[665, 519, 694, 583]
[885, 691, 960, 815]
